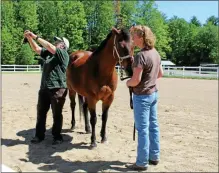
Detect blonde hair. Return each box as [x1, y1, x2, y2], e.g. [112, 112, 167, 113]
[130, 25, 156, 50]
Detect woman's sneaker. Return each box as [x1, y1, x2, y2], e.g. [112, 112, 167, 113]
[126, 163, 148, 171]
[149, 160, 159, 165]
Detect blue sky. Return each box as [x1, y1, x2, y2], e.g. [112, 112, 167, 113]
[155, 1, 218, 24]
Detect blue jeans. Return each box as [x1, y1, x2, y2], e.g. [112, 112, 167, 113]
[133, 91, 160, 167]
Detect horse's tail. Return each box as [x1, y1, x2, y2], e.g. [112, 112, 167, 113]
[77, 94, 84, 122]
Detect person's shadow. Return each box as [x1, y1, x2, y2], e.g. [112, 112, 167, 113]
[1, 128, 130, 172]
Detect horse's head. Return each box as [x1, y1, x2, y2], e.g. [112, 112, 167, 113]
[112, 28, 133, 80]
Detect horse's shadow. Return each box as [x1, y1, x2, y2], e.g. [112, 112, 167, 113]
[1, 128, 130, 172]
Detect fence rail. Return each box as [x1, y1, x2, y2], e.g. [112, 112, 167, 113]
[1, 65, 41, 72]
[1, 65, 219, 79]
[116, 65, 219, 79]
[162, 66, 218, 79]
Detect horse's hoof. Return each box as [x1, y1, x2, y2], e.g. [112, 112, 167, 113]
[86, 130, 91, 134]
[130, 103, 133, 109]
[89, 143, 97, 149]
[101, 138, 108, 144]
[70, 125, 75, 131]
[85, 126, 91, 134]
[85, 127, 91, 134]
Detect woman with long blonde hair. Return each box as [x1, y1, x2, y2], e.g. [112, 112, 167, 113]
[126, 25, 163, 171]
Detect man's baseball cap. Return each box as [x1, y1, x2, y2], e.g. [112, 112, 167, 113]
[54, 36, 69, 49]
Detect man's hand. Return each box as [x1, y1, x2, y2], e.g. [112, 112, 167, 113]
[24, 30, 37, 39]
[24, 31, 31, 39]
[23, 30, 42, 55]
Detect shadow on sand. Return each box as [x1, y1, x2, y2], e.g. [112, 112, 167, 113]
[2, 128, 131, 172]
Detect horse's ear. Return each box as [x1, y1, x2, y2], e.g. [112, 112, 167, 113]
[112, 27, 120, 34]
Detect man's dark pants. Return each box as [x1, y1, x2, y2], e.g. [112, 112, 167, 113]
[35, 88, 68, 140]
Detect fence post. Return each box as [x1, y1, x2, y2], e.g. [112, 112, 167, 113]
[39, 65, 41, 72]
[168, 66, 170, 76]
[199, 66, 201, 76]
[27, 65, 28, 72]
[14, 65, 16, 72]
[217, 67, 219, 79]
[183, 66, 185, 77]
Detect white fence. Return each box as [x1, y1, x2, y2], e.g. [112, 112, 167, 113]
[1, 65, 219, 79]
[116, 65, 219, 79]
[162, 66, 218, 79]
[1, 65, 41, 72]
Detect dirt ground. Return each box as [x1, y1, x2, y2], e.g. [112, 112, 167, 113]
[1, 74, 218, 172]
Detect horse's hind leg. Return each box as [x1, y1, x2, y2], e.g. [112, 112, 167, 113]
[78, 95, 91, 133]
[69, 89, 76, 130]
[100, 93, 114, 143]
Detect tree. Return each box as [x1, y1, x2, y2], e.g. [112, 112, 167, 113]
[194, 23, 218, 64]
[82, 1, 115, 49]
[61, 1, 87, 51]
[120, 1, 137, 28]
[135, 1, 171, 58]
[190, 16, 201, 27]
[1, 1, 17, 64]
[1, 0, 218, 66]
[12, 1, 39, 64]
[81, 1, 96, 49]
[95, 2, 115, 43]
[183, 23, 200, 66]
[167, 17, 192, 65]
[37, 1, 59, 41]
[1, 27, 17, 64]
[206, 15, 219, 26]
[37, 1, 87, 52]
[167, 16, 218, 66]
[15, 44, 34, 65]
[14, 1, 39, 34]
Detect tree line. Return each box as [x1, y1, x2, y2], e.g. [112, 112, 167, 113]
[1, 0, 218, 66]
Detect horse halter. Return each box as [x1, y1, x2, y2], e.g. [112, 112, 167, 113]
[113, 35, 131, 80]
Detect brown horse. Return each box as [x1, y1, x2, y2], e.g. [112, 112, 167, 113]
[66, 28, 133, 148]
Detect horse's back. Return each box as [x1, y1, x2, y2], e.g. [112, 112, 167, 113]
[69, 50, 92, 67]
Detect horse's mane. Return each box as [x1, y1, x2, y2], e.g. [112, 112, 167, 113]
[91, 31, 113, 57]
[91, 28, 130, 57]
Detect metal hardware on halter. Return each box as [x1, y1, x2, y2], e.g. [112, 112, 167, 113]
[113, 35, 130, 61]
[113, 35, 131, 80]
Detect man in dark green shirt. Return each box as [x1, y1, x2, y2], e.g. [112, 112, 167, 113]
[24, 30, 69, 145]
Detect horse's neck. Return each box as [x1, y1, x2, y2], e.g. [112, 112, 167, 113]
[97, 37, 117, 76]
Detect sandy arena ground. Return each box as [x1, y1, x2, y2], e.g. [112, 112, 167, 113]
[1, 74, 218, 172]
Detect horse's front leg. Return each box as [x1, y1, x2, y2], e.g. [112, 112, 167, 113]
[87, 98, 97, 149]
[69, 89, 76, 130]
[100, 93, 114, 143]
